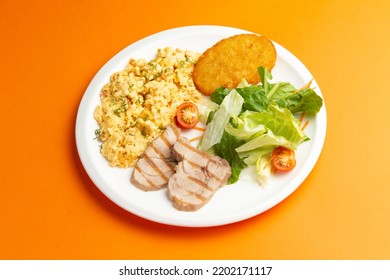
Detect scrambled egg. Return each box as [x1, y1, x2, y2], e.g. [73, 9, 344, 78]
[94, 47, 201, 167]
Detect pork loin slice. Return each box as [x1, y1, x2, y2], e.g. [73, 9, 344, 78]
[168, 137, 231, 211]
[131, 124, 180, 191]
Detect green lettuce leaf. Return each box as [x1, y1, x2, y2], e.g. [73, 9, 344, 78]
[199, 89, 244, 151]
[258, 66, 323, 115]
[228, 103, 309, 151]
[214, 131, 247, 184]
[258, 66, 273, 94]
[236, 86, 269, 113]
[211, 85, 268, 113]
[254, 103, 309, 148]
[210, 87, 230, 105]
[235, 129, 293, 152]
[275, 87, 323, 115]
[225, 112, 267, 140]
[211, 67, 323, 116]
[266, 82, 296, 100]
[237, 145, 275, 166]
[256, 152, 273, 186]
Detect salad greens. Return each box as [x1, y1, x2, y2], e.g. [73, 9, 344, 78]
[213, 131, 247, 184]
[229, 104, 310, 151]
[211, 67, 323, 116]
[199, 66, 323, 185]
[199, 89, 243, 152]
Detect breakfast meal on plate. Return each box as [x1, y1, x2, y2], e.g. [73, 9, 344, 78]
[94, 47, 201, 167]
[192, 34, 277, 95]
[93, 33, 324, 211]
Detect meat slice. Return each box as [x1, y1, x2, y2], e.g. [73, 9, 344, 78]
[131, 124, 180, 191]
[168, 137, 231, 211]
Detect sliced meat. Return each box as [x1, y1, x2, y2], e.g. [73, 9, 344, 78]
[171, 137, 231, 186]
[131, 124, 180, 191]
[168, 137, 231, 211]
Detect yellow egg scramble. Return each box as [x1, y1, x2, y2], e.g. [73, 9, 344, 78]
[94, 47, 201, 167]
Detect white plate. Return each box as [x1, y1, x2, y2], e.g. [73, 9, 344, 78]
[75, 25, 327, 227]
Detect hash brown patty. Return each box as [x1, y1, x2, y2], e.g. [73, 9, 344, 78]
[193, 34, 277, 95]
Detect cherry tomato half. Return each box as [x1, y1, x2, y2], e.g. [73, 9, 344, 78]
[272, 146, 296, 171]
[176, 102, 199, 129]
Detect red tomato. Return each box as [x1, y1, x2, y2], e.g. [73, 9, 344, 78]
[176, 102, 199, 129]
[272, 146, 296, 171]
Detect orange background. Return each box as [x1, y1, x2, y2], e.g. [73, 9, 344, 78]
[1, 0, 390, 260]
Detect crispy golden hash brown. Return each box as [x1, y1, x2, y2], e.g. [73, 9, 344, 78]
[193, 34, 277, 95]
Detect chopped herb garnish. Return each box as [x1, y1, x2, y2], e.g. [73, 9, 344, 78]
[186, 57, 195, 64]
[94, 129, 101, 140]
[113, 98, 127, 116]
[141, 129, 147, 137]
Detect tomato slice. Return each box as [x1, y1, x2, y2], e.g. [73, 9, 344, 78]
[272, 146, 296, 171]
[176, 102, 199, 129]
